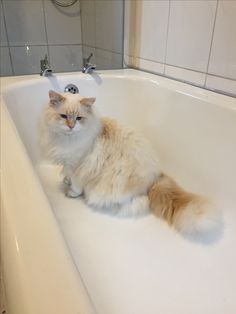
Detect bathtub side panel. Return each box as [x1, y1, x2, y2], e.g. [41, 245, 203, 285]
[1, 103, 95, 314]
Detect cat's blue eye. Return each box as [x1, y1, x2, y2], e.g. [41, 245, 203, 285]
[60, 114, 67, 119]
[76, 116, 82, 120]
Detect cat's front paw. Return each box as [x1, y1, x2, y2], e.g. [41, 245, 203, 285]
[65, 186, 82, 198]
[63, 176, 71, 186]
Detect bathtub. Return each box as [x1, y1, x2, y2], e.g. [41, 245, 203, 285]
[1, 69, 236, 314]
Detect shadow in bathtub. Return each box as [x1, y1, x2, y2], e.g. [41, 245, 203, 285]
[182, 219, 225, 245]
[47, 75, 62, 92]
[90, 72, 103, 85]
[89, 204, 225, 245]
[88, 203, 150, 220]
[46, 72, 103, 92]
[59, 181, 224, 245]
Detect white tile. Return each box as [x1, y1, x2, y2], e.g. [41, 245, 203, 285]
[95, 49, 122, 70]
[10, 46, 48, 75]
[133, 57, 165, 75]
[110, 0, 123, 54]
[165, 64, 206, 86]
[3, 0, 47, 46]
[208, 1, 236, 80]
[81, 0, 95, 47]
[49, 45, 83, 73]
[166, 0, 217, 72]
[111, 52, 123, 70]
[0, 1, 8, 46]
[138, 0, 169, 63]
[44, 0, 82, 45]
[123, 54, 134, 67]
[93, 1, 109, 50]
[0, 47, 13, 76]
[205, 74, 236, 96]
[124, 0, 132, 56]
[95, 0, 123, 53]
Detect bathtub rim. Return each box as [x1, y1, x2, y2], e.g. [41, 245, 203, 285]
[1, 68, 236, 314]
[1, 69, 236, 112]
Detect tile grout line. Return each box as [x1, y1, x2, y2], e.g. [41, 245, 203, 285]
[42, 0, 50, 62]
[204, 0, 219, 87]
[128, 52, 236, 83]
[94, 0, 97, 58]
[4, 43, 122, 57]
[1, 0, 14, 75]
[79, 0, 85, 64]
[8, 44, 82, 47]
[131, 65, 236, 98]
[78, 44, 123, 56]
[163, 0, 171, 75]
[121, 0, 125, 68]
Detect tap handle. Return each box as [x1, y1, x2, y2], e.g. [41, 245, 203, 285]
[41, 54, 49, 67]
[87, 53, 93, 63]
[83, 53, 93, 65]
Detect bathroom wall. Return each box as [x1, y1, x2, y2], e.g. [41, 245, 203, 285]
[124, 0, 236, 97]
[0, 0, 83, 76]
[80, 0, 123, 70]
[1, 0, 235, 97]
[0, 0, 124, 77]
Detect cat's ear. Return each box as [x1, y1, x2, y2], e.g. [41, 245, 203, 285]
[49, 90, 65, 107]
[80, 97, 96, 107]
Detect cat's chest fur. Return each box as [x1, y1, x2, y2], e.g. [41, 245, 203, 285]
[48, 130, 94, 169]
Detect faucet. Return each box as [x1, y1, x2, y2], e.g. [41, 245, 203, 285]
[82, 53, 96, 74]
[40, 54, 52, 76]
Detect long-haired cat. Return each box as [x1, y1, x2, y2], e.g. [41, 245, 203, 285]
[40, 90, 220, 235]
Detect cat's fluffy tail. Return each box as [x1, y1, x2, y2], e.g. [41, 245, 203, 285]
[148, 174, 220, 235]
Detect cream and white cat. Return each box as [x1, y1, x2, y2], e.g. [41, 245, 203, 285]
[41, 90, 220, 235]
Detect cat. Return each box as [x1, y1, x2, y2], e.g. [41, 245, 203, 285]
[40, 90, 220, 236]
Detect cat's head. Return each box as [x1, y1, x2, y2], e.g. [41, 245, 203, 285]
[45, 90, 96, 134]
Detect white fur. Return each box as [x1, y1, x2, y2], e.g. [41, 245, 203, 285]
[71, 119, 161, 211]
[174, 198, 221, 236]
[40, 93, 102, 177]
[40, 92, 161, 216]
[41, 92, 220, 236]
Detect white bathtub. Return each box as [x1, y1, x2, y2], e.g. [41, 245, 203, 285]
[1, 69, 236, 314]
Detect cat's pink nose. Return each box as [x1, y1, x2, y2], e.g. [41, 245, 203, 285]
[66, 120, 75, 129]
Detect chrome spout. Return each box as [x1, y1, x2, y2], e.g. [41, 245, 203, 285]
[40, 54, 52, 76]
[82, 53, 96, 74]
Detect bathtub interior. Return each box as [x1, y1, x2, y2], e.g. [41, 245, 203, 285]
[3, 71, 236, 314]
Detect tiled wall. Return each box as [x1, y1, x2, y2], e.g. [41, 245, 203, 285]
[0, 0, 82, 76]
[80, 0, 123, 70]
[2, 0, 235, 97]
[0, 0, 123, 77]
[124, 0, 236, 97]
